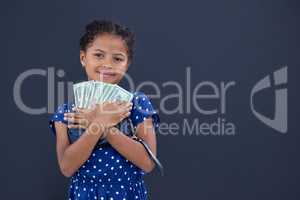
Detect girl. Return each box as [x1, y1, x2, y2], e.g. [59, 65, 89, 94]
[49, 20, 160, 200]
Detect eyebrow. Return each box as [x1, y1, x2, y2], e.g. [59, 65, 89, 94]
[94, 49, 105, 53]
[94, 49, 125, 57]
[113, 53, 126, 57]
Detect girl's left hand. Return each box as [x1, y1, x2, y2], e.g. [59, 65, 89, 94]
[64, 108, 93, 129]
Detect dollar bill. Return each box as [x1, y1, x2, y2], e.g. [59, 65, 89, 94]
[73, 81, 133, 109]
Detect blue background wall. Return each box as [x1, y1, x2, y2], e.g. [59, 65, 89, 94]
[1, 0, 299, 199]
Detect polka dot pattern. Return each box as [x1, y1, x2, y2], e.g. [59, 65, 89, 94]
[48, 92, 159, 199]
[67, 146, 148, 200]
[130, 92, 159, 129]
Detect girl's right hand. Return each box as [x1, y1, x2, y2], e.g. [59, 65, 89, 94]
[64, 101, 132, 131]
[92, 101, 132, 128]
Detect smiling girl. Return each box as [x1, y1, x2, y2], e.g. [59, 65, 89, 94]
[49, 20, 160, 200]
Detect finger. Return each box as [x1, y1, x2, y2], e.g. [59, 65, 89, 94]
[90, 103, 98, 110]
[113, 99, 119, 103]
[71, 106, 77, 111]
[116, 106, 129, 114]
[64, 112, 83, 119]
[126, 106, 132, 112]
[122, 103, 133, 112]
[94, 103, 102, 111]
[64, 112, 75, 118]
[125, 102, 133, 109]
[79, 119, 89, 127]
[66, 118, 89, 126]
[120, 101, 130, 106]
[115, 100, 128, 104]
[120, 109, 131, 117]
[64, 116, 82, 123]
[116, 103, 132, 113]
[125, 111, 131, 117]
[117, 101, 131, 109]
[63, 112, 74, 119]
[75, 108, 84, 113]
[75, 106, 84, 110]
[100, 102, 107, 107]
[76, 108, 90, 113]
[120, 111, 131, 121]
[64, 116, 76, 123]
[67, 124, 86, 129]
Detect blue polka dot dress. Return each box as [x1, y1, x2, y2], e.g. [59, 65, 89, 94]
[49, 92, 160, 200]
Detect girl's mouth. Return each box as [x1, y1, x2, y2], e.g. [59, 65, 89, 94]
[96, 71, 117, 78]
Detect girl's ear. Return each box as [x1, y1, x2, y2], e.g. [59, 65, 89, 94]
[80, 50, 86, 67]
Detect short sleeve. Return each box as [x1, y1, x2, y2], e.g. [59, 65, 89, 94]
[130, 92, 160, 129]
[49, 103, 74, 135]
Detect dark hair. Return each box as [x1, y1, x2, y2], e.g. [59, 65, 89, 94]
[80, 19, 135, 62]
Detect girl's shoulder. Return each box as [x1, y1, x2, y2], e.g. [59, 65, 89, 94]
[130, 91, 160, 128]
[48, 102, 75, 135]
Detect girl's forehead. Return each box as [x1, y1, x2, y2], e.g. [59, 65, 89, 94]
[89, 33, 128, 54]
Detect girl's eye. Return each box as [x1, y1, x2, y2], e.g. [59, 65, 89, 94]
[114, 57, 124, 62]
[94, 53, 104, 58]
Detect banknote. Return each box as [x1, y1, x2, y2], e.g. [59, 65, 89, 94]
[73, 80, 133, 109]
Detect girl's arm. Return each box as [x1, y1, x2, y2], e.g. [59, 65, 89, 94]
[55, 102, 131, 177]
[106, 118, 157, 173]
[54, 122, 104, 177]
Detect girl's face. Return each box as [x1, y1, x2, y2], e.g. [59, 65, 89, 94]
[80, 33, 130, 84]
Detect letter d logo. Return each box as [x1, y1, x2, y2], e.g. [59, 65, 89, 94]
[250, 67, 288, 133]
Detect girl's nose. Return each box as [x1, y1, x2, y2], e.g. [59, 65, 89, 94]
[102, 64, 113, 69]
[101, 58, 113, 69]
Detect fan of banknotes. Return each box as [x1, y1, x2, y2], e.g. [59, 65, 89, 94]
[73, 80, 133, 109]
